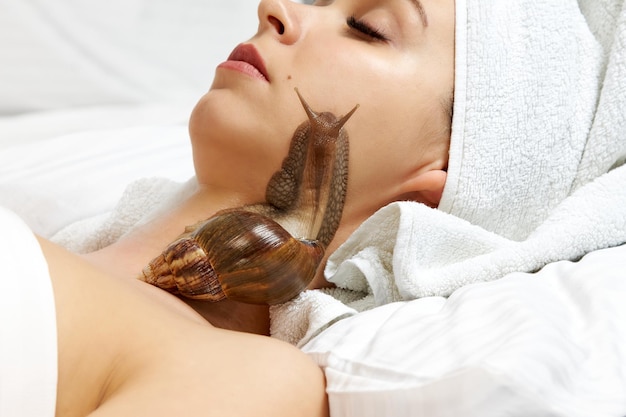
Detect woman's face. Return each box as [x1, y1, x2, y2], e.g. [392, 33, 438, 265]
[190, 0, 455, 213]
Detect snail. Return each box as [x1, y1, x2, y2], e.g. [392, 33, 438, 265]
[138, 89, 359, 305]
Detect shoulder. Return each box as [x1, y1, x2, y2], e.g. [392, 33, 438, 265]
[93, 326, 329, 417]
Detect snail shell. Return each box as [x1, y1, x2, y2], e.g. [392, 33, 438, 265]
[139, 89, 358, 305]
[141, 210, 325, 305]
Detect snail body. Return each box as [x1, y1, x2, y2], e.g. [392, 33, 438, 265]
[140, 89, 358, 305]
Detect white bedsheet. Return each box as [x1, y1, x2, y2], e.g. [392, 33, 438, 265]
[303, 243, 626, 417]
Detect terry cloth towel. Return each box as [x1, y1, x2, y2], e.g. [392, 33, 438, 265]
[270, 0, 626, 346]
[0, 207, 57, 417]
[52, 177, 198, 253]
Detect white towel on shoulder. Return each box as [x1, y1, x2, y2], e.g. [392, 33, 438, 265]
[51, 177, 198, 253]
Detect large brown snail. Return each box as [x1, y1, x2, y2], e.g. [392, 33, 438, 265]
[138, 89, 359, 305]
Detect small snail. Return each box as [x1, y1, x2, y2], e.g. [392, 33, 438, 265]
[139, 89, 359, 305]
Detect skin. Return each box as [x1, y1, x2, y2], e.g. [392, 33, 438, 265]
[50, 0, 454, 414]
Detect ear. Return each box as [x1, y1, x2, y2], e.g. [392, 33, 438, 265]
[400, 169, 447, 208]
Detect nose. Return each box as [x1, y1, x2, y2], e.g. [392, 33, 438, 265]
[257, 0, 303, 45]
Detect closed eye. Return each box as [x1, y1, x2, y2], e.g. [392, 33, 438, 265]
[347, 16, 389, 42]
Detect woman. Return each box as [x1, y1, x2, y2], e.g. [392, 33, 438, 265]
[5, 0, 455, 415]
[82, 0, 455, 334]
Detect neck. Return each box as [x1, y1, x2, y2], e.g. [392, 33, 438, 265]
[81, 178, 374, 334]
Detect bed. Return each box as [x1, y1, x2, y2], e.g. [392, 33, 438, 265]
[2, 1, 626, 416]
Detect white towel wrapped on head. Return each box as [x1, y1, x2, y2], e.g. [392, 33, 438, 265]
[270, 0, 626, 346]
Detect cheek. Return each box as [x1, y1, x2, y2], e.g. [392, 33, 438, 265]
[345, 102, 427, 190]
[290, 45, 377, 110]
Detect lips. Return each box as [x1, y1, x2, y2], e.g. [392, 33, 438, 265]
[221, 43, 270, 82]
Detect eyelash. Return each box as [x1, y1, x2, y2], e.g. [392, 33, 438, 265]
[347, 15, 389, 42]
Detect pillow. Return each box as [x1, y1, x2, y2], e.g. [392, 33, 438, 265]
[0, 0, 259, 114]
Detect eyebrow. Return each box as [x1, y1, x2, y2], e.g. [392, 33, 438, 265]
[408, 0, 429, 27]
